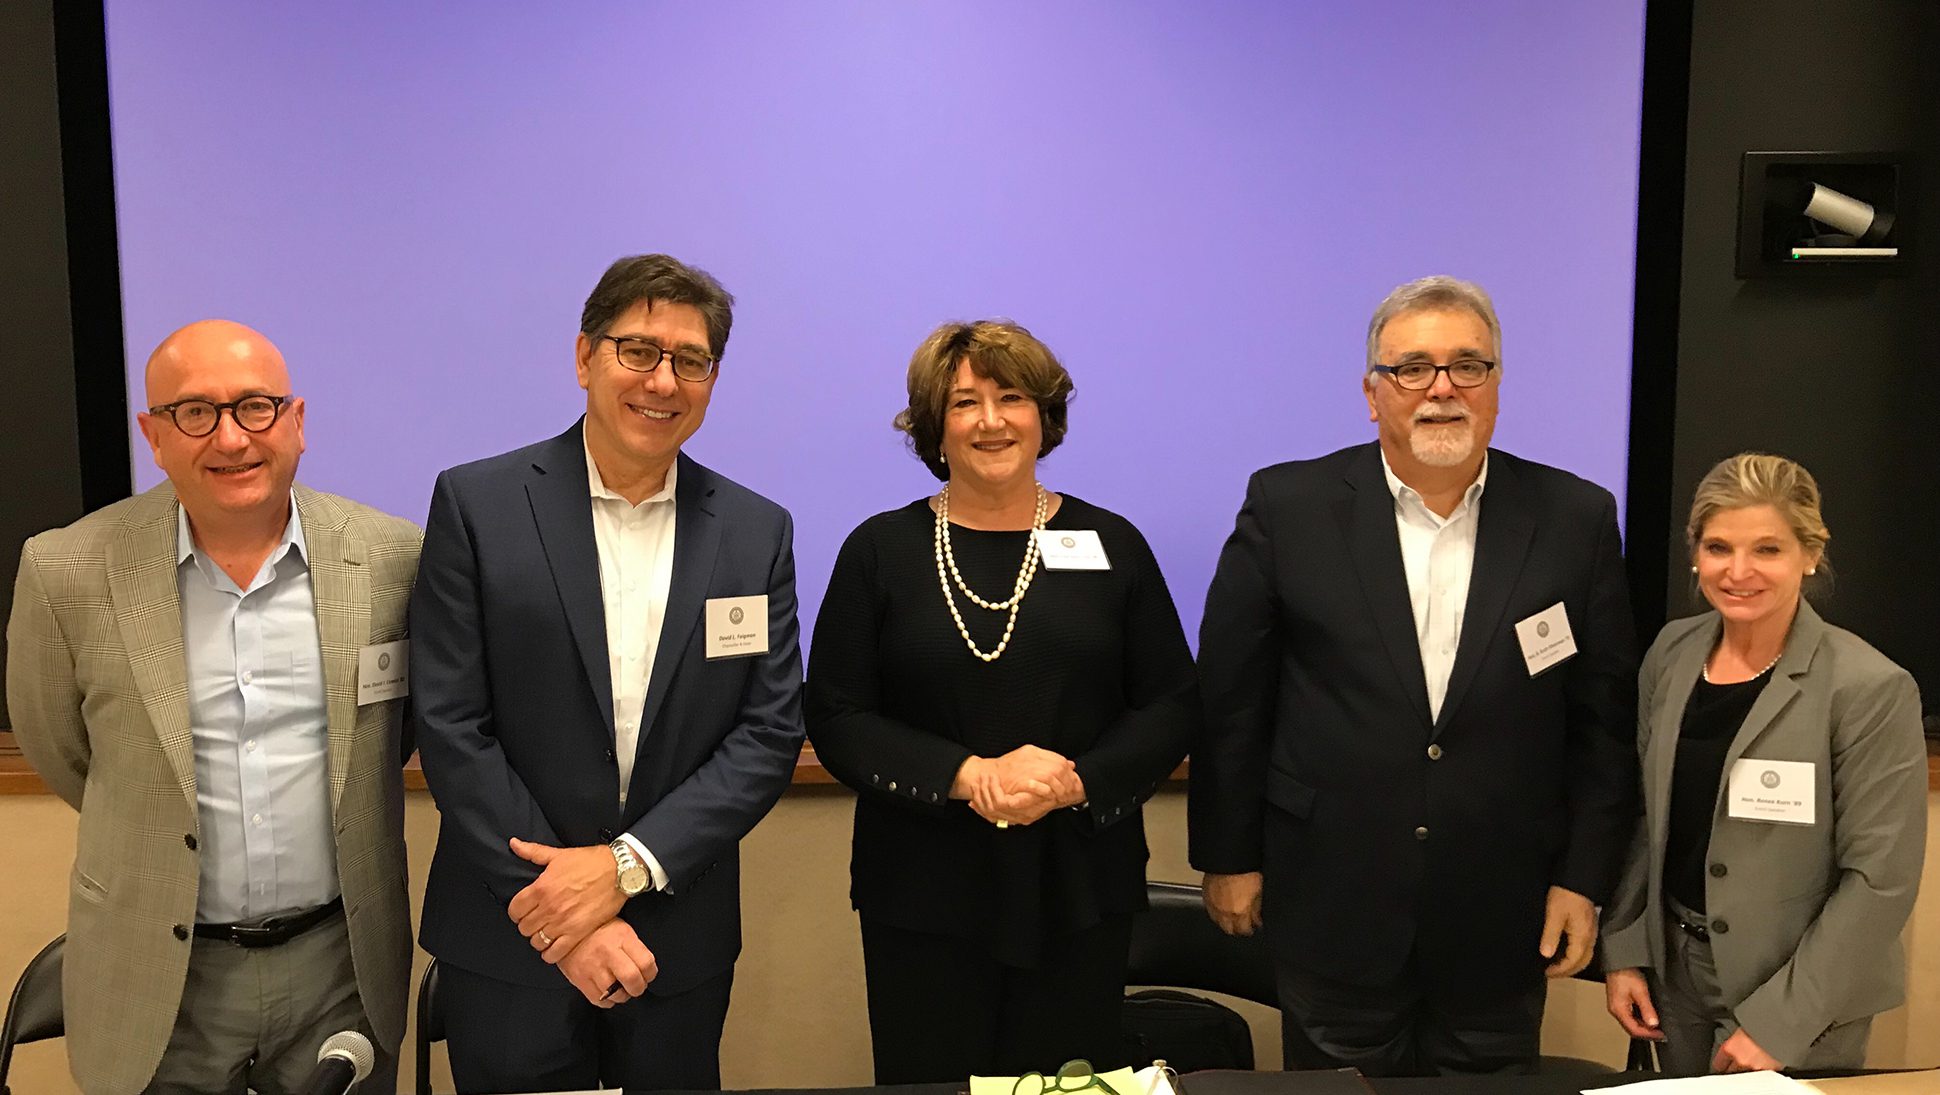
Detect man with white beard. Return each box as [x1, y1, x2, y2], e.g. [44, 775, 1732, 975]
[1189, 276, 1638, 1075]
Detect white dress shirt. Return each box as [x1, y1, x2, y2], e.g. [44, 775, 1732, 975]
[1381, 451, 1489, 722]
[177, 498, 338, 922]
[585, 436, 675, 890]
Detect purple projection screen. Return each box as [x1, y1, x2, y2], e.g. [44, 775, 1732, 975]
[105, 2, 1645, 646]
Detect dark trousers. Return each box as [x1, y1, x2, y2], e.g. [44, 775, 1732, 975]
[1274, 946, 1546, 1077]
[860, 916, 1135, 1084]
[439, 961, 734, 1093]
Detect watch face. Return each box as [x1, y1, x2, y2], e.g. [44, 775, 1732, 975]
[620, 866, 649, 894]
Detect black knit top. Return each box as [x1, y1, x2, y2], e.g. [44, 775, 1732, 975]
[805, 495, 1197, 967]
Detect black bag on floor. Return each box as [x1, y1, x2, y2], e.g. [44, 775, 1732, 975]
[1120, 988, 1255, 1072]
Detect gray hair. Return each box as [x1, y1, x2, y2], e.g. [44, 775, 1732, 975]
[1364, 275, 1502, 378]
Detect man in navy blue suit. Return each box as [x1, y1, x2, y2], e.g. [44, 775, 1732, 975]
[411, 254, 806, 1091]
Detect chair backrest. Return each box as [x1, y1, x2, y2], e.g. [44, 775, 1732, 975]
[1126, 881, 1277, 1008]
[415, 958, 447, 1095]
[0, 935, 66, 1094]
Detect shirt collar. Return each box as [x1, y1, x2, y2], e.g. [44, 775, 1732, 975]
[584, 430, 678, 506]
[1380, 448, 1489, 516]
[176, 492, 308, 571]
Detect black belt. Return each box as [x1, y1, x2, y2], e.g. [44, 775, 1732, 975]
[195, 896, 343, 948]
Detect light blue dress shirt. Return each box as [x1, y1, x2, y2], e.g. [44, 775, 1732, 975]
[177, 499, 338, 923]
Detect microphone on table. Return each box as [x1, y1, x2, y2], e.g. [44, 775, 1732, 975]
[300, 1030, 375, 1095]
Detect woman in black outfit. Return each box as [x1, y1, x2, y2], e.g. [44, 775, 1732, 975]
[805, 319, 1197, 1083]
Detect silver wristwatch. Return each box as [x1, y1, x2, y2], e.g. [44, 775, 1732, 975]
[610, 839, 650, 897]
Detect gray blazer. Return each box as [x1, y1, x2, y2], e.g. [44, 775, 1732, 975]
[1601, 599, 1927, 1065]
[6, 483, 420, 1094]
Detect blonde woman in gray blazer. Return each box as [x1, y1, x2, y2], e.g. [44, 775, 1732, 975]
[1601, 453, 1927, 1075]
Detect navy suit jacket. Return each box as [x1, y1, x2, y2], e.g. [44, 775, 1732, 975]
[411, 421, 806, 993]
[1190, 443, 1638, 996]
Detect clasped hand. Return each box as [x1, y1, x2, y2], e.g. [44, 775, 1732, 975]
[506, 837, 655, 1005]
[951, 745, 1084, 826]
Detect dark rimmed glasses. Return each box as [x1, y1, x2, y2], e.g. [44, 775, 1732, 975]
[1013, 1060, 1123, 1095]
[147, 395, 293, 437]
[600, 335, 717, 382]
[1368, 358, 1496, 390]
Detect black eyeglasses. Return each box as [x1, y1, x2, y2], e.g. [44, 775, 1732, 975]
[147, 395, 293, 437]
[1368, 358, 1496, 390]
[600, 335, 717, 382]
[1013, 1060, 1123, 1095]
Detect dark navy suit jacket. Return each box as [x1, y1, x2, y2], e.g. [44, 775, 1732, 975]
[1189, 443, 1638, 996]
[411, 421, 806, 993]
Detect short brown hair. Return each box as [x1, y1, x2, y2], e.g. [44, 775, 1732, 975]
[579, 254, 735, 360]
[893, 320, 1074, 482]
[1687, 451, 1832, 582]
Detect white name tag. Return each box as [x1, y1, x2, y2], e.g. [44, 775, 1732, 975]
[1727, 758, 1816, 825]
[1513, 601, 1578, 676]
[357, 640, 409, 704]
[1034, 529, 1111, 570]
[705, 595, 769, 659]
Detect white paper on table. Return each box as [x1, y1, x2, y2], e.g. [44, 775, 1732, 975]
[1589, 1071, 1813, 1094]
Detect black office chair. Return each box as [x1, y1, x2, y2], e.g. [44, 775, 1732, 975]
[0, 935, 65, 1095]
[1124, 881, 1277, 1070]
[1127, 881, 1278, 1007]
[414, 958, 448, 1095]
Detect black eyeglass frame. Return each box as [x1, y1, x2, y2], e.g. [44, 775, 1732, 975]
[1012, 1060, 1123, 1095]
[598, 335, 718, 382]
[1368, 358, 1497, 391]
[146, 394, 294, 437]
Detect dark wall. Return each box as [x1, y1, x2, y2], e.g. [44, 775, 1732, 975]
[1661, 0, 1940, 711]
[0, 0, 128, 732]
[0, 0, 85, 731]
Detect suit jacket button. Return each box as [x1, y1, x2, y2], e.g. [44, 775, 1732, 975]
[1709, 862, 1727, 878]
[184, 833, 198, 851]
[1414, 826, 1430, 841]
[172, 924, 189, 941]
[1426, 744, 1443, 761]
[599, 828, 615, 842]
[1711, 918, 1730, 934]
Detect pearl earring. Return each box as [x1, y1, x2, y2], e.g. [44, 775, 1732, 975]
[1691, 566, 1698, 575]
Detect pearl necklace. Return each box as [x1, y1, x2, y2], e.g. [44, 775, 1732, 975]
[933, 483, 1047, 663]
[1701, 648, 1784, 684]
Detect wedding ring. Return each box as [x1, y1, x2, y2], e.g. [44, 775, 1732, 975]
[536, 930, 554, 948]
[995, 820, 1010, 829]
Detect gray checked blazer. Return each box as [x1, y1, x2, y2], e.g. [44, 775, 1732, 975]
[1601, 599, 1928, 1066]
[5, 482, 420, 1095]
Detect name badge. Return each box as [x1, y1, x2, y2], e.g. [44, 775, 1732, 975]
[358, 640, 409, 705]
[1034, 529, 1111, 570]
[1727, 758, 1816, 825]
[1513, 602, 1577, 677]
[705, 595, 769, 659]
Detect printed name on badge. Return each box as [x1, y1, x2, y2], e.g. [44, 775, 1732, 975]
[1512, 602, 1578, 677]
[1034, 529, 1111, 570]
[358, 640, 409, 705]
[1727, 758, 1816, 825]
[705, 595, 770, 659]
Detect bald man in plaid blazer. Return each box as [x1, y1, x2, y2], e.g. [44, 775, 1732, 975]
[6, 321, 419, 1094]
